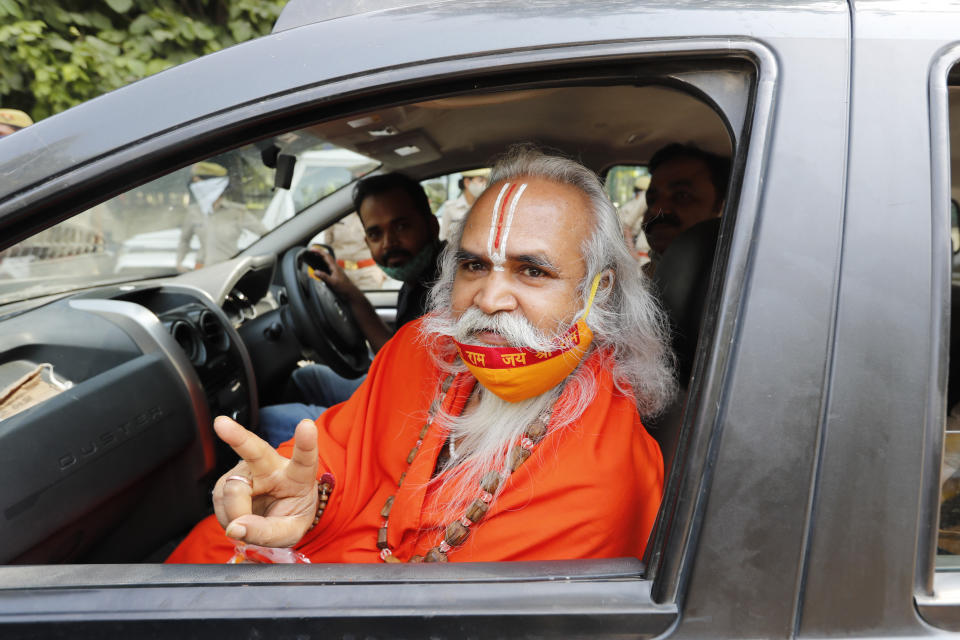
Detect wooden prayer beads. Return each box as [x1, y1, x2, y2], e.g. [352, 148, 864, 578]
[464, 498, 489, 522]
[480, 470, 501, 493]
[380, 495, 395, 518]
[445, 520, 470, 546]
[377, 527, 389, 550]
[507, 446, 531, 471]
[406, 444, 420, 465]
[425, 548, 448, 562]
[377, 373, 555, 563]
[310, 473, 335, 531]
[526, 419, 548, 441]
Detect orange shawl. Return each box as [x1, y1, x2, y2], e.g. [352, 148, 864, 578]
[167, 319, 663, 563]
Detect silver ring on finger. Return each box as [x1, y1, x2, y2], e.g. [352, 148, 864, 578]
[226, 475, 253, 490]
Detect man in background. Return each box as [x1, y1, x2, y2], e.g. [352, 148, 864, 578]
[317, 215, 386, 291]
[0, 109, 32, 137]
[643, 143, 731, 382]
[177, 162, 269, 270]
[642, 143, 729, 261]
[437, 168, 489, 241]
[259, 173, 444, 445]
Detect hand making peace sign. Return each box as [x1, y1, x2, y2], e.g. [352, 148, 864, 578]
[212, 416, 319, 548]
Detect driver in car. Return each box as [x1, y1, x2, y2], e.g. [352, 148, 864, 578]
[168, 145, 675, 564]
[259, 173, 445, 446]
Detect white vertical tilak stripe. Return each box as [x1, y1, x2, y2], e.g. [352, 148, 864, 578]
[497, 183, 527, 266]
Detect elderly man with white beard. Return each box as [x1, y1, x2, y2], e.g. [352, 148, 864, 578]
[167, 146, 676, 564]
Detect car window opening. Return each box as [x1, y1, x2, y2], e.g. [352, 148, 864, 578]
[937, 67, 960, 567]
[0, 79, 739, 571]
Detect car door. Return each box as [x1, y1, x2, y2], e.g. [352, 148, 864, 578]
[810, 2, 960, 637]
[0, 1, 854, 637]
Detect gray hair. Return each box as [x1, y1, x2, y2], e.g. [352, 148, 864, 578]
[426, 144, 676, 417]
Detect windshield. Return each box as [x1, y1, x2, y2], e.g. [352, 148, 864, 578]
[0, 131, 379, 304]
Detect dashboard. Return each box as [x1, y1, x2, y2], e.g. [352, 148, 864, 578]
[0, 254, 303, 564]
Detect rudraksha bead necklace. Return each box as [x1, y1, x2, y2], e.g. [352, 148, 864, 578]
[377, 373, 554, 563]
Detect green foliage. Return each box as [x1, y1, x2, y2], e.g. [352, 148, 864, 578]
[0, 0, 288, 120]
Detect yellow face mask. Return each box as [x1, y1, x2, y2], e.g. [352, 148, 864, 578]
[453, 274, 602, 403]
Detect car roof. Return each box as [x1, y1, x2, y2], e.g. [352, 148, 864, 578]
[272, 0, 450, 33]
[270, 0, 831, 33]
[0, 0, 820, 248]
[309, 84, 732, 179]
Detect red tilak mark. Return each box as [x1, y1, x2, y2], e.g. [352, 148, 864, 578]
[493, 182, 518, 250]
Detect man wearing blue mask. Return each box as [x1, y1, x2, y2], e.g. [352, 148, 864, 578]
[259, 173, 445, 445]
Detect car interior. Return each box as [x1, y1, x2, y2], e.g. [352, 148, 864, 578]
[938, 77, 960, 557]
[0, 76, 738, 565]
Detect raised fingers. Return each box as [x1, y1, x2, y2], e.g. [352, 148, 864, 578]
[213, 415, 282, 476]
[285, 419, 320, 488]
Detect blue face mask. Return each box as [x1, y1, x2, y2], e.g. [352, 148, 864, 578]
[380, 241, 438, 283]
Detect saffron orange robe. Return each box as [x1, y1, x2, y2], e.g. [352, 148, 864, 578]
[167, 319, 663, 563]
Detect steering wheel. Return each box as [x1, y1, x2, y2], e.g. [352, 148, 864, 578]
[280, 247, 371, 378]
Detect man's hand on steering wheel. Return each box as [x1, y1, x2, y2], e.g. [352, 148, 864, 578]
[280, 246, 372, 377]
[306, 247, 363, 304]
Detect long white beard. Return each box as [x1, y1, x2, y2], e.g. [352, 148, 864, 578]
[427, 383, 560, 515]
[420, 304, 599, 523]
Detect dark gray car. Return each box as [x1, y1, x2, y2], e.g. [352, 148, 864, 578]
[1, 0, 959, 637]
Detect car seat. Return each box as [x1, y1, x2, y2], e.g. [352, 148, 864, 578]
[647, 217, 722, 479]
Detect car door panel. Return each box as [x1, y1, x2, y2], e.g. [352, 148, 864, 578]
[0, 301, 204, 563]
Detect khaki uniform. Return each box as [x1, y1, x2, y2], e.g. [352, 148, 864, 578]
[319, 213, 386, 290]
[437, 194, 470, 242]
[178, 200, 268, 267]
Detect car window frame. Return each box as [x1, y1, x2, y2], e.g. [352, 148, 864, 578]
[0, 36, 776, 632]
[918, 42, 960, 628]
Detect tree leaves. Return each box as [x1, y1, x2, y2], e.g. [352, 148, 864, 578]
[105, 0, 134, 14]
[0, 0, 288, 121]
[0, 0, 23, 19]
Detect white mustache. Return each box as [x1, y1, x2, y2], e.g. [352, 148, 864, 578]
[454, 307, 559, 351]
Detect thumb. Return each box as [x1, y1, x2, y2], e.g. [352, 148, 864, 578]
[226, 513, 311, 549]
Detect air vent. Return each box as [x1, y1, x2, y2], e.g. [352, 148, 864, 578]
[199, 310, 229, 352]
[170, 320, 204, 365]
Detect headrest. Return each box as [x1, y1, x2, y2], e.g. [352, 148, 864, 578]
[652, 217, 721, 383]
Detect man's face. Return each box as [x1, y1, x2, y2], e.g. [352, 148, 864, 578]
[0, 124, 18, 137]
[451, 177, 590, 346]
[463, 175, 488, 198]
[359, 188, 438, 268]
[643, 156, 722, 255]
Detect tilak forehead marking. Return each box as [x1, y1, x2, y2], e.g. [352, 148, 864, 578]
[486, 182, 528, 271]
